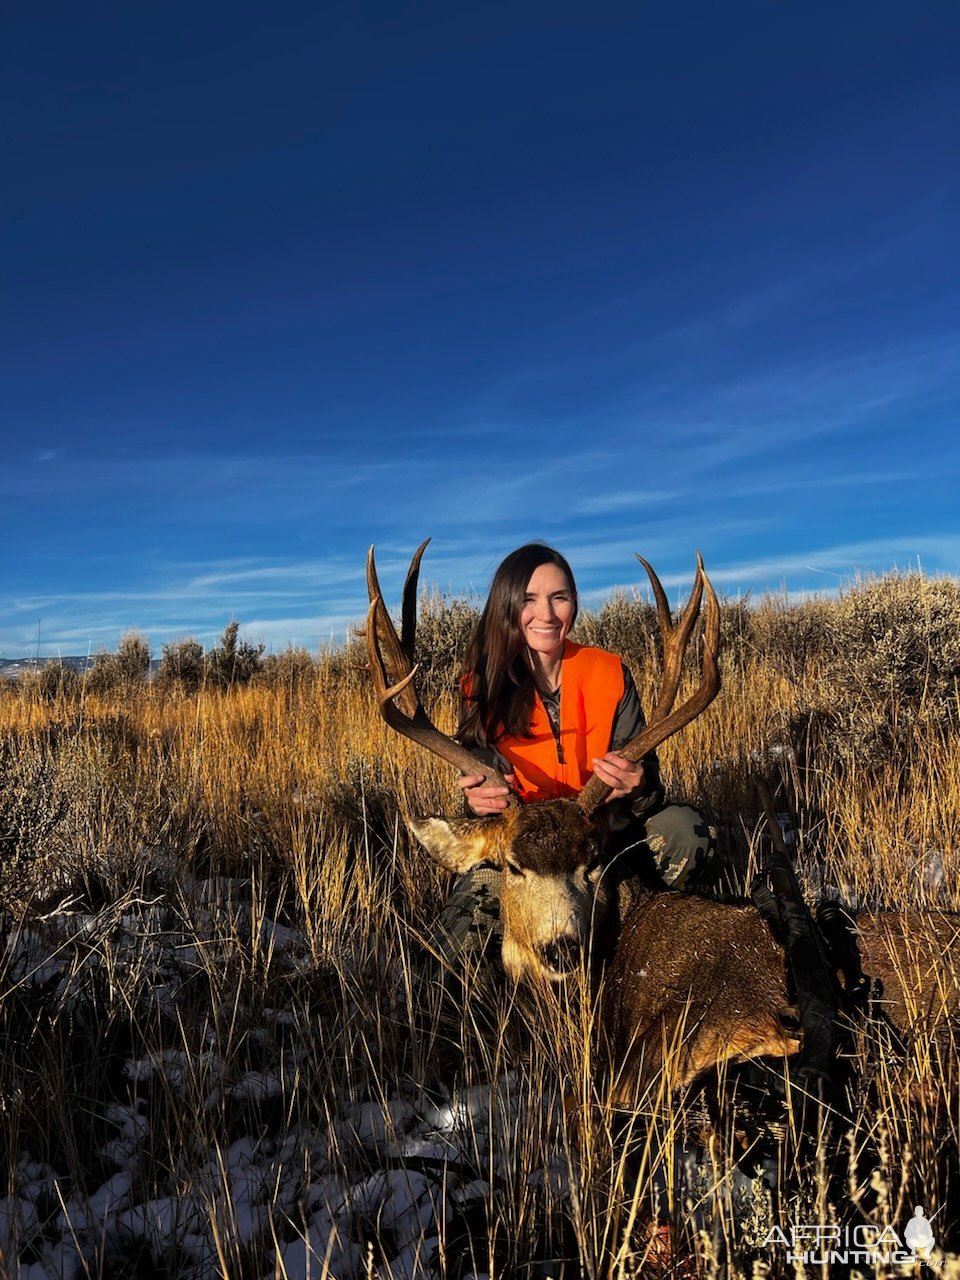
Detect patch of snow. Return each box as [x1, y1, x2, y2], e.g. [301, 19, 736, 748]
[350, 1098, 418, 1148]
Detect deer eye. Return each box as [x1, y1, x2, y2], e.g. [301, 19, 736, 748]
[506, 861, 526, 878]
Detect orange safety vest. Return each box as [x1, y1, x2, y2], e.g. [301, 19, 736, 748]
[493, 642, 624, 802]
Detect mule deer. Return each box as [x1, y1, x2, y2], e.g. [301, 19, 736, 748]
[366, 542, 960, 1099]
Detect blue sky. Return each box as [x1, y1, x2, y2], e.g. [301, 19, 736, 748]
[2, 1, 958, 657]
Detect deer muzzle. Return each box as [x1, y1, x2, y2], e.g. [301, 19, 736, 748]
[538, 935, 584, 976]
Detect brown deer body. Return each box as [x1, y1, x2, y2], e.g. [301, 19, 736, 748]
[605, 891, 959, 1099]
[367, 542, 960, 1095]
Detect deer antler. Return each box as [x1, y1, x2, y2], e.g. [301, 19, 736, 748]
[366, 541, 516, 793]
[577, 554, 720, 816]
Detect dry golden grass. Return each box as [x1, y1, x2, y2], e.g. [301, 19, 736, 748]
[0, 577, 958, 1276]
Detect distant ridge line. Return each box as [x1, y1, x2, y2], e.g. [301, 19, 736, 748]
[0, 656, 162, 676]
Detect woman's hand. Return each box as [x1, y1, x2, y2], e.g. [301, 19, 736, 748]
[591, 753, 645, 804]
[458, 773, 517, 815]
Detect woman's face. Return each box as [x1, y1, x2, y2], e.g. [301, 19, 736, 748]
[519, 562, 576, 664]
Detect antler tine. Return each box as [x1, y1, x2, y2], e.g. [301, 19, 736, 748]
[578, 555, 721, 816]
[638, 553, 704, 725]
[365, 544, 516, 794]
[366, 545, 419, 720]
[401, 538, 430, 665]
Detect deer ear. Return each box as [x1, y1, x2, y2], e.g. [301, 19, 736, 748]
[407, 816, 506, 874]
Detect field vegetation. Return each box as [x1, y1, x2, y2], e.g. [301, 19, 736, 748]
[1, 571, 959, 1278]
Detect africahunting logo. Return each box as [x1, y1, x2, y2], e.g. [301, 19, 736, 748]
[760, 1204, 941, 1268]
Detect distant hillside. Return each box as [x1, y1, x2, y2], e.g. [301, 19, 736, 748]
[0, 656, 161, 679]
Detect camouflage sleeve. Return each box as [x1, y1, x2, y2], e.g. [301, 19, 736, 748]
[611, 664, 665, 816]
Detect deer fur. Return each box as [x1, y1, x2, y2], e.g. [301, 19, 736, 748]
[412, 801, 960, 1098]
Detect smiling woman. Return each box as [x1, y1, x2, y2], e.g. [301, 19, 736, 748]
[438, 541, 717, 971]
[456, 545, 581, 773]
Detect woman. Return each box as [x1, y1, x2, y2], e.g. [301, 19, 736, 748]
[436, 543, 715, 966]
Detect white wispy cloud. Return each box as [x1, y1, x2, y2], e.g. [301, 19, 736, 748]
[4, 526, 958, 659]
[667, 535, 960, 591]
[573, 489, 684, 516]
[184, 562, 361, 593]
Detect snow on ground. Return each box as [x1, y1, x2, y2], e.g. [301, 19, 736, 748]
[0, 1056, 550, 1278]
[0, 884, 581, 1278]
[7, 875, 932, 1278]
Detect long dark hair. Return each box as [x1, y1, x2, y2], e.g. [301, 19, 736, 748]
[458, 543, 578, 747]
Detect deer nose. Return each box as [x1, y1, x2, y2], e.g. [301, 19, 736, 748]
[540, 937, 582, 974]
